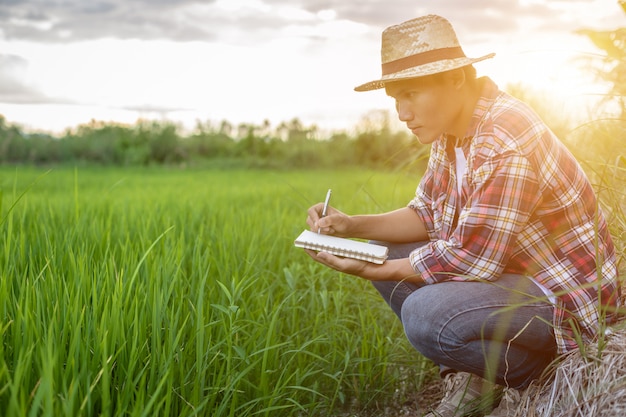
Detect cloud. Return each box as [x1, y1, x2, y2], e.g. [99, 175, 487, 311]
[1, 0, 612, 50]
[122, 104, 193, 115]
[0, 0, 222, 42]
[262, 0, 532, 31]
[262, 0, 617, 43]
[0, 54, 67, 104]
[0, 0, 340, 45]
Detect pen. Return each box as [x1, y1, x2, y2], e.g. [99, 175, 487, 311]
[318, 188, 332, 234]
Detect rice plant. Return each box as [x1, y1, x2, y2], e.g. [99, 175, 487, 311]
[0, 166, 435, 416]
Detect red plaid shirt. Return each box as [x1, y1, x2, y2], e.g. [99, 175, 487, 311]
[408, 77, 620, 353]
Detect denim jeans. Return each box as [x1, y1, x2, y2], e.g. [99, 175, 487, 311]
[371, 242, 557, 389]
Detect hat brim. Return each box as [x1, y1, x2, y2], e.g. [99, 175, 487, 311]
[354, 53, 495, 92]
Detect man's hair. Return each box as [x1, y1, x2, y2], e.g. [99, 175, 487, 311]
[431, 65, 477, 84]
[463, 65, 477, 81]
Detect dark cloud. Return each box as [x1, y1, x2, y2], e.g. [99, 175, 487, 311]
[0, 0, 320, 47]
[0, 0, 605, 47]
[262, 0, 523, 29]
[263, 0, 578, 38]
[0, 0, 221, 42]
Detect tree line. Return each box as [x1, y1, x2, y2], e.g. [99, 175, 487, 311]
[0, 112, 430, 171]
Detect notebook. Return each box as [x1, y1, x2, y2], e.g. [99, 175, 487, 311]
[294, 230, 389, 264]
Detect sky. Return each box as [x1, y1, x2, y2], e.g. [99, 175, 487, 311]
[0, 0, 623, 135]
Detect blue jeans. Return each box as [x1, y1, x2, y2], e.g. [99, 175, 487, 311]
[371, 242, 557, 389]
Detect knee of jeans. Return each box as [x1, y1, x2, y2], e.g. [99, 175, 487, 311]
[400, 291, 438, 353]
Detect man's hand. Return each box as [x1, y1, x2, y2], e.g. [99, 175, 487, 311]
[305, 249, 421, 283]
[306, 204, 352, 237]
[304, 249, 370, 276]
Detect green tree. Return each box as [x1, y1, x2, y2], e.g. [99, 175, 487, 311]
[0, 115, 28, 163]
[144, 122, 185, 164]
[187, 122, 235, 159]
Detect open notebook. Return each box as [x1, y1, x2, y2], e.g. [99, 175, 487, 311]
[294, 230, 389, 264]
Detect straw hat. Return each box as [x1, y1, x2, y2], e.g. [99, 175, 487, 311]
[354, 15, 495, 92]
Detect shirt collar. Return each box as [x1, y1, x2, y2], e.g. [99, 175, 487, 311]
[464, 76, 500, 138]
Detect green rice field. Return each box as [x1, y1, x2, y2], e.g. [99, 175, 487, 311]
[0, 166, 436, 416]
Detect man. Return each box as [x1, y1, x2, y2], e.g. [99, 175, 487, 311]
[305, 14, 621, 417]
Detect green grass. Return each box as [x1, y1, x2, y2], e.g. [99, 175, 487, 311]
[0, 166, 435, 416]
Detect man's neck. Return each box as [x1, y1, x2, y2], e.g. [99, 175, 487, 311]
[449, 79, 483, 139]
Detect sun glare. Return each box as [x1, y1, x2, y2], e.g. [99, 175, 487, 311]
[477, 32, 608, 121]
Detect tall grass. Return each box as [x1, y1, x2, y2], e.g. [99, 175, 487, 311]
[0, 167, 435, 416]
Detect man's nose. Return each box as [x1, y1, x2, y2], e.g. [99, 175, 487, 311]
[397, 101, 413, 122]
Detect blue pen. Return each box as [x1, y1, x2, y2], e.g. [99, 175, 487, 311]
[318, 188, 332, 234]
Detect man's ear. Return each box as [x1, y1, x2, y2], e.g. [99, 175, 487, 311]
[446, 68, 466, 90]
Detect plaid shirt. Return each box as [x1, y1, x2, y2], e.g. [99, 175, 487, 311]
[408, 77, 620, 354]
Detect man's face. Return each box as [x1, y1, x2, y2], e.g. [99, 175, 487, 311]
[385, 73, 462, 145]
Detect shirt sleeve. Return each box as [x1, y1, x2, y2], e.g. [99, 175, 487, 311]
[409, 150, 542, 284]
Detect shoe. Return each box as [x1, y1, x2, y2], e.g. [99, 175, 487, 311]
[484, 387, 522, 417]
[423, 372, 499, 417]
